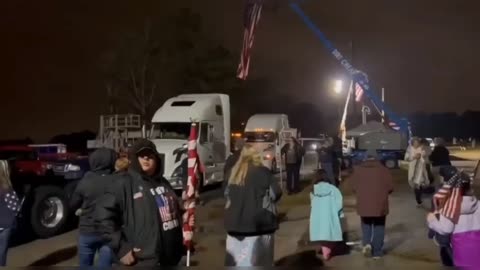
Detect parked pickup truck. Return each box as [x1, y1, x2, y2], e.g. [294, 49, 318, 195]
[0, 145, 87, 238]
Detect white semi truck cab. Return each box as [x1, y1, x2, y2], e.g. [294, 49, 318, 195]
[150, 94, 230, 190]
[244, 114, 297, 172]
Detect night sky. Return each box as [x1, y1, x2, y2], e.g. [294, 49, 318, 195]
[1, 0, 479, 142]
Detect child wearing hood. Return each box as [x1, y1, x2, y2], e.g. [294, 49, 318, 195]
[427, 166, 480, 267]
[309, 169, 344, 260]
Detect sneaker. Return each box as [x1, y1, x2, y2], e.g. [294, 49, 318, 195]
[362, 244, 372, 257]
[372, 256, 382, 260]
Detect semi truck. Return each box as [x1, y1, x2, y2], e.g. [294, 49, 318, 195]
[244, 114, 297, 172]
[149, 94, 230, 190]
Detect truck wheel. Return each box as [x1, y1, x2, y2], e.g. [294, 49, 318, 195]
[384, 159, 398, 169]
[30, 186, 69, 238]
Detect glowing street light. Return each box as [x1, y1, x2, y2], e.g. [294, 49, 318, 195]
[334, 79, 343, 94]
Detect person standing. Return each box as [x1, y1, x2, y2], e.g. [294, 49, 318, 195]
[427, 167, 480, 267]
[309, 169, 344, 261]
[405, 137, 430, 207]
[95, 139, 184, 266]
[429, 138, 451, 185]
[0, 161, 21, 266]
[224, 144, 282, 266]
[350, 153, 394, 259]
[281, 137, 304, 194]
[316, 140, 335, 185]
[70, 148, 118, 267]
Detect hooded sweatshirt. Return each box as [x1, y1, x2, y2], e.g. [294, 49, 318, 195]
[70, 148, 117, 235]
[427, 196, 480, 267]
[95, 139, 184, 266]
[309, 182, 344, 242]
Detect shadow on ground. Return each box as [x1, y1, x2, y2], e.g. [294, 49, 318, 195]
[29, 245, 77, 266]
[275, 250, 324, 267]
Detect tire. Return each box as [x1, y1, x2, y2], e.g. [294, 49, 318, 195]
[30, 186, 69, 238]
[384, 159, 398, 169]
[271, 159, 277, 173]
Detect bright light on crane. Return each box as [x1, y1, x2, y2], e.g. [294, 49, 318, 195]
[334, 79, 343, 94]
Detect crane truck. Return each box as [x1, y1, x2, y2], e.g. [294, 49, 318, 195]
[290, 2, 412, 168]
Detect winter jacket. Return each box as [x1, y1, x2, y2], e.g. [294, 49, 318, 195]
[95, 139, 184, 265]
[281, 143, 304, 165]
[317, 145, 334, 164]
[70, 148, 117, 235]
[309, 182, 343, 242]
[429, 146, 451, 167]
[350, 160, 394, 217]
[427, 196, 480, 267]
[224, 164, 282, 235]
[405, 145, 430, 188]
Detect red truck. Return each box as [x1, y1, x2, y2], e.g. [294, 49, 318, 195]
[0, 145, 82, 238]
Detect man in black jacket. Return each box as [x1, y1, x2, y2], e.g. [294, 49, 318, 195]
[70, 147, 117, 267]
[95, 139, 184, 266]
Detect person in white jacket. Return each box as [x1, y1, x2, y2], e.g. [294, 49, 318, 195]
[405, 137, 430, 207]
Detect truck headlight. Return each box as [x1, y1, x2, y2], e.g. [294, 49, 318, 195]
[263, 153, 273, 160]
[66, 164, 81, 172]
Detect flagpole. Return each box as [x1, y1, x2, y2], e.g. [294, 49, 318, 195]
[381, 87, 385, 123]
[187, 250, 191, 267]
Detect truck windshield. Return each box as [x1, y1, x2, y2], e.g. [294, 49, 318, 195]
[244, 132, 275, 143]
[152, 122, 191, 140]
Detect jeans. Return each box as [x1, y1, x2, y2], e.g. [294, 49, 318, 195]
[286, 164, 300, 192]
[320, 162, 335, 185]
[0, 229, 12, 266]
[414, 187, 423, 204]
[361, 216, 386, 257]
[78, 233, 113, 267]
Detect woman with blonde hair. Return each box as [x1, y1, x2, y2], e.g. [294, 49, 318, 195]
[0, 160, 21, 266]
[224, 144, 282, 266]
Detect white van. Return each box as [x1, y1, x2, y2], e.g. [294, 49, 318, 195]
[150, 94, 230, 190]
[244, 114, 297, 171]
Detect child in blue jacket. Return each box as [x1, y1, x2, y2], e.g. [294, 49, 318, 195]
[309, 169, 344, 260]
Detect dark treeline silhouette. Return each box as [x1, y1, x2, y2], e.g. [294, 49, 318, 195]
[0, 138, 35, 146]
[49, 131, 96, 154]
[409, 111, 480, 140]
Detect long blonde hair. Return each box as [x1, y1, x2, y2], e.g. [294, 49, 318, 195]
[228, 144, 263, 186]
[0, 160, 12, 191]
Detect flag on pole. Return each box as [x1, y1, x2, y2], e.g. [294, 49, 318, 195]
[355, 82, 364, 102]
[237, 0, 263, 80]
[182, 122, 202, 265]
[433, 170, 469, 224]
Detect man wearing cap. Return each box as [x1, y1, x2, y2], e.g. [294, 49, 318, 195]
[95, 139, 184, 266]
[349, 151, 394, 259]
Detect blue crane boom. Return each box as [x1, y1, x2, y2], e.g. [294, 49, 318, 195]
[289, 2, 411, 137]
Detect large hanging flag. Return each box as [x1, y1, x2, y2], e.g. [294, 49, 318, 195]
[237, 0, 263, 80]
[355, 82, 364, 102]
[182, 122, 202, 266]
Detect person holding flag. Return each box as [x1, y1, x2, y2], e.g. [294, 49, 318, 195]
[427, 166, 480, 267]
[95, 139, 184, 267]
[0, 160, 22, 266]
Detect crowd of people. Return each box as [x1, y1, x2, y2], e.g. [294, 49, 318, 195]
[0, 135, 478, 267]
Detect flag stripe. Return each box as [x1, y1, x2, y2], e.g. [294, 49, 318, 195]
[237, 1, 263, 80]
[355, 83, 364, 102]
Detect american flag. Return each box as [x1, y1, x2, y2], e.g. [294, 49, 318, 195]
[355, 82, 364, 102]
[153, 191, 172, 222]
[433, 172, 468, 224]
[4, 190, 20, 214]
[182, 122, 203, 256]
[237, 0, 263, 80]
